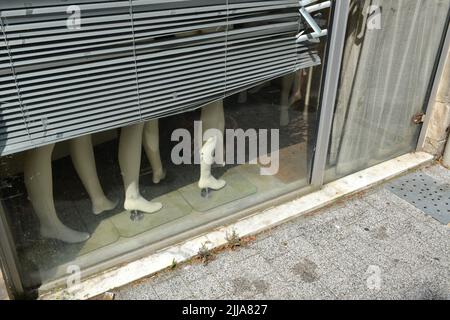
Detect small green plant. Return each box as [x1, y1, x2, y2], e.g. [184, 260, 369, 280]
[170, 258, 178, 270]
[225, 229, 242, 250]
[198, 242, 213, 265]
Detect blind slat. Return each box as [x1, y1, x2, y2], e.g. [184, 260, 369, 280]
[0, 0, 330, 155]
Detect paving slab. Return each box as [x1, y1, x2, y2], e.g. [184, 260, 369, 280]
[113, 164, 450, 300]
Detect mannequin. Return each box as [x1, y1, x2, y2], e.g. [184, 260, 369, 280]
[24, 135, 116, 243]
[280, 70, 309, 126]
[199, 136, 226, 196]
[143, 119, 166, 184]
[197, 100, 227, 196]
[174, 31, 226, 194]
[119, 120, 163, 220]
[280, 73, 295, 126]
[69, 135, 118, 214]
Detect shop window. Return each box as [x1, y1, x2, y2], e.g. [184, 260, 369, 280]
[0, 0, 332, 292]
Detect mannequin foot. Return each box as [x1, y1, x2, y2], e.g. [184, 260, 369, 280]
[40, 223, 90, 244]
[198, 176, 226, 191]
[153, 168, 167, 184]
[124, 197, 163, 214]
[92, 197, 119, 215]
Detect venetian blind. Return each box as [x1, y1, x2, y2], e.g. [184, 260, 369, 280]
[0, 0, 331, 155]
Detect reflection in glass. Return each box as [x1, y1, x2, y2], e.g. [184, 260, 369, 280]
[0, 66, 325, 292]
[326, 0, 450, 182]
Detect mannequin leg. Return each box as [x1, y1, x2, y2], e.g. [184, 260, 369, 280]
[280, 73, 294, 126]
[199, 100, 225, 166]
[303, 68, 314, 122]
[119, 123, 162, 214]
[24, 144, 90, 243]
[237, 90, 248, 104]
[290, 70, 305, 106]
[69, 135, 117, 215]
[198, 136, 226, 191]
[143, 120, 166, 184]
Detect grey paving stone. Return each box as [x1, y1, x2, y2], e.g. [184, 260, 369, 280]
[300, 220, 343, 247]
[115, 282, 160, 300]
[284, 235, 318, 257]
[178, 263, 213, 284]
[393, 233, 437, 263]
[187, 274, 228, 299]
[112, 164, 450, 300]
[422, 220, 450, 239]
[209, 253, 275, 283]
[225, 244, 260, 261]
[325, 246, 369, 277]
[370, 189, 430, 222]
[270, 250, 339, 297]
[421, 229, 450, 258]
[221, 272, 289, 299]
[288, 278, 337, 300]
[401, 265, 450, 300]
[338, 233, 372, 256]
[364, 188, 404, 210]
[403, 285, 450, 300]
[422, 165, 450, 184]
[356, 219, 398, 244]
[152, 275, 194, 300]
[378, 243, 435, 275]
[249, 236, 290, 261]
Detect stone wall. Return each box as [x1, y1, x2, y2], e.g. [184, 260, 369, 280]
[423, 49, 450, 156]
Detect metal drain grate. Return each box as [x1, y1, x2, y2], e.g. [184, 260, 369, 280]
[386, 172, 450, 225]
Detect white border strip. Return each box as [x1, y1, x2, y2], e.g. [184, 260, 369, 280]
[39, 151, 434, 300]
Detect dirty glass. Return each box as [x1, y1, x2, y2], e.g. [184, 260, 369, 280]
[0, 17, 332, 294]
[325, 0, 450, 183]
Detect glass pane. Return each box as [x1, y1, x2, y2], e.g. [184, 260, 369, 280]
[325, 0, 450, 183]
[0, 10, 332, 293]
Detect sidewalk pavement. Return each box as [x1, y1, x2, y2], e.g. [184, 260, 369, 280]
[113, 164, 447, 300]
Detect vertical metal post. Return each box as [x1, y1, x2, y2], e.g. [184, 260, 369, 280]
[310, 0, 350, 187]
[417, 16, 450, 151]
[0, 203, 24, 299]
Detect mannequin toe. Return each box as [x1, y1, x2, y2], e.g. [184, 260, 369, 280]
[40, 223, 90, 243]
[92, 197, 119, 215]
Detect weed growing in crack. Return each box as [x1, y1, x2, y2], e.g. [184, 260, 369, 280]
[226, 229, 242, 250]
[198, 243, 214, 265]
